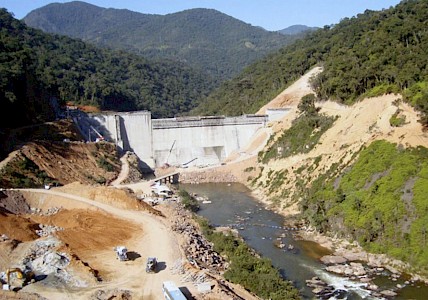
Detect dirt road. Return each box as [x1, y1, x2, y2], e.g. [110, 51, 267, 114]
[15, 188, 193, 300]
[110, 154, 130, 186]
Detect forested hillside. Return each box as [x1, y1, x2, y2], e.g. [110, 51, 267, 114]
[278, 25, 318, 35]
[0, 8, 216, 130]
[23, 1, 296, 80]
[193, 0, 428, 125]
[301, 140, 428, 273]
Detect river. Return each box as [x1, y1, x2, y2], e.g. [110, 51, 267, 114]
[179, 182, 428, 300]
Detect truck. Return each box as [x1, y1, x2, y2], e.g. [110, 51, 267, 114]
[113, 246, 128, 261]
[146, 257, 157, 273]
[162, 281, 187, 300]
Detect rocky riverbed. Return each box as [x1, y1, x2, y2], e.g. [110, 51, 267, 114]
[297, 227, 428, 299]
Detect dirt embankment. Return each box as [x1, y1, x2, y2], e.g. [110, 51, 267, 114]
[0, 119, 122, 188]
[187, 66, 428, 216]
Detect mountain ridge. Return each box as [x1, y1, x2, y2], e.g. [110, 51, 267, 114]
[23, 1, 298, 80]
[278, 24, 319, 35]
[0, 8, 216, 138]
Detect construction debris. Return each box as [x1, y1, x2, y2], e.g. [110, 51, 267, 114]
[170, 204, 225, 273]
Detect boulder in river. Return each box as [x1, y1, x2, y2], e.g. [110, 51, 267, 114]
[320, 255, 347, 264]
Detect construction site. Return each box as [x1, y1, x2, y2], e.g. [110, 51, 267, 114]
[0, 178, 259, 300]
[2, 66, 428, 299]
[0, 110, 261, 300]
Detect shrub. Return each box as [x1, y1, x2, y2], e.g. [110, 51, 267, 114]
[178, 189, 200, 212]
[389, 110, 406, 127]
[194, 215, 300, 300]
[96, 156, 114, 172]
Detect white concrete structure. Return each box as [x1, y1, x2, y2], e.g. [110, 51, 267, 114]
[80, 111, 267, 170]
[266, 108, 291, 122]
[86, 111, 155, 169]
[152, 115, 267, 167]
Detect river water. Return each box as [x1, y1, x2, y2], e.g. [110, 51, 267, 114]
[179, 182, 428, 300]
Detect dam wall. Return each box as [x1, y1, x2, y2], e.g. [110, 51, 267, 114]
[152, 115, 267, 167]
[81, 111, 267, 170]
[85, 111, 155, 168]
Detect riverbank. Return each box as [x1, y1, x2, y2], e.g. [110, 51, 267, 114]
[177, 167, 428, 290]
[154, 200, 262, 300]
[253, 183, 428, 286]
[180, 181, 428, 299]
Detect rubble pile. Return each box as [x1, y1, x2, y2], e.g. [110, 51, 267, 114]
[170, 204, 225, 272]
[170, 259, 209, 285]
[90, 288, 132, 300]
[179, 170, 237, 184]
[24, 238, 59, 261]
[21, 237, 88, 287]
[30, 206, 62, 217]
[35, 224, 64, 237]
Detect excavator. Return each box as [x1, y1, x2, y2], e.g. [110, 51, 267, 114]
[2, 268, 35, 291]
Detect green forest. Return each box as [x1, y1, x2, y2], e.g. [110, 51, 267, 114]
[23, 2, 296, 81]
[0, 8, 216, 129]
[5, 1, 427, 130]
[301, 140, 428, 275]
[193, 0, 428, 126]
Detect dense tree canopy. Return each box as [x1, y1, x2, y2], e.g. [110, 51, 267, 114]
[301, 140, 428, 274]
[192, 0, 428, 126]
[24, 2, 297, 81]
[0, 8, 216, 129]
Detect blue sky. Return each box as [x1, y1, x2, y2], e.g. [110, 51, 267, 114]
[0, 0, 402, 31]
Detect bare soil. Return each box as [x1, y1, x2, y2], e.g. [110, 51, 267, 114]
[0, 182, 257, 300]
[209, 67, 428, 215]
[2, 66, 428, 299]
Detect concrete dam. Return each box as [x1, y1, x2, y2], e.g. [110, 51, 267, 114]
[77, 111, 270, 170]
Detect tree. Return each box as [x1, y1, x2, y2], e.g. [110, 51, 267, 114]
[298, 93, 317, 116]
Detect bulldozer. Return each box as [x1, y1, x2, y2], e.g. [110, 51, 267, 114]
[2, 267, 35, 291]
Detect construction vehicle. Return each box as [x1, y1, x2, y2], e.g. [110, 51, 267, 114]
[145, 257, 157, 273]
[114, 246, 128, 261]
[2, 267, 35, 291]
[89, 125, 105, 142]
[162, 281, 187, 300]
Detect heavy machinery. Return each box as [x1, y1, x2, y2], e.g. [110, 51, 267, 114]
[2, 267, 35, 291]
[114, 246, 128, 261]
[145, 257, 157, 273]
[89, 125, 105, 142]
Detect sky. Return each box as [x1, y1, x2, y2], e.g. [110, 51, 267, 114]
[0, 0, 402, 31]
